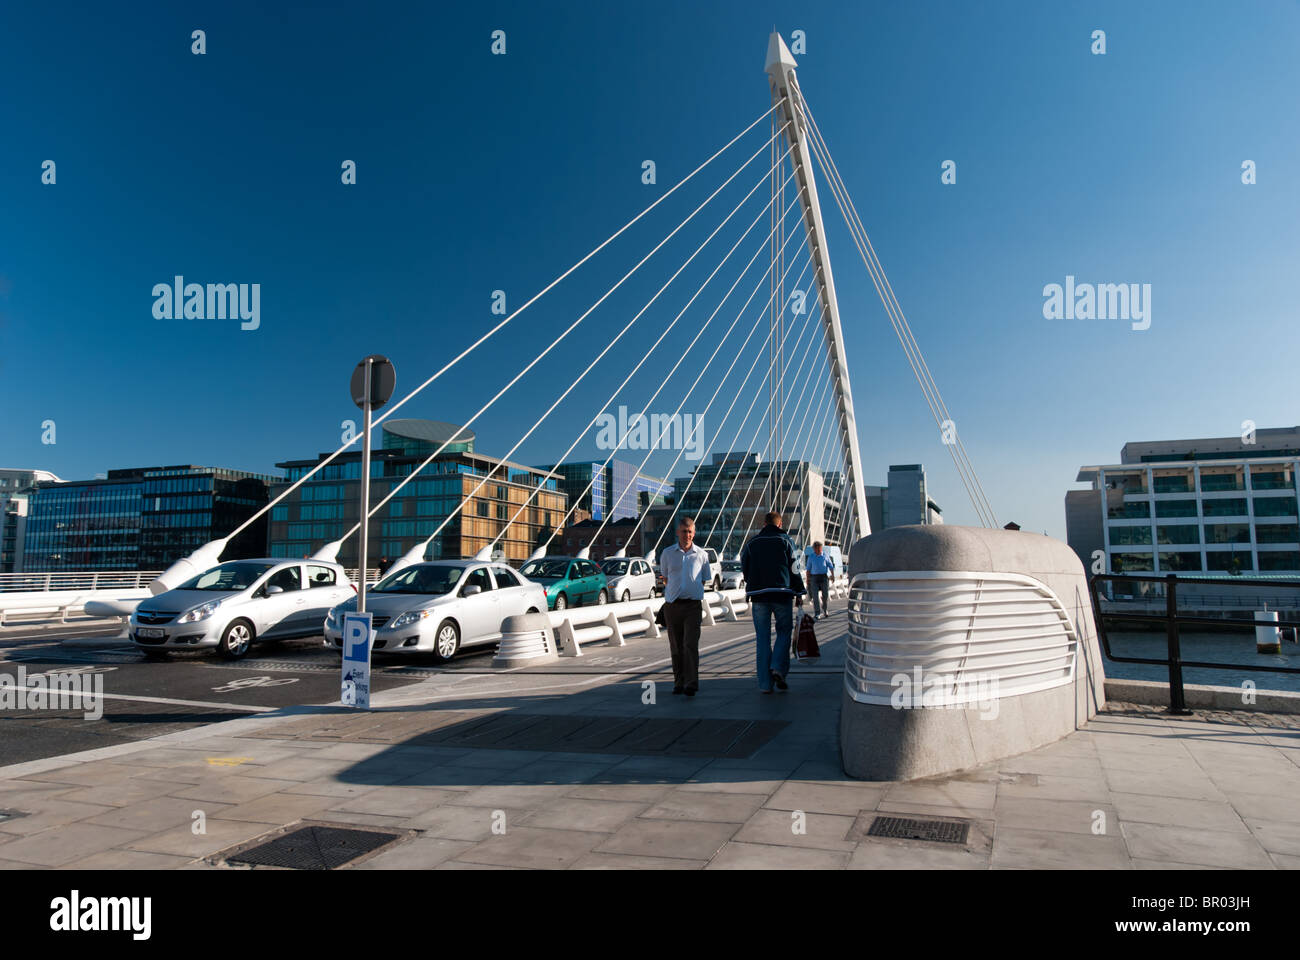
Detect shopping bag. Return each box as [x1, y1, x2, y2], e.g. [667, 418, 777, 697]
[795, 609, 821, 659]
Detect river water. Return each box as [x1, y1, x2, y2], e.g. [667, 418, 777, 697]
[1102, 629, 1300, 693]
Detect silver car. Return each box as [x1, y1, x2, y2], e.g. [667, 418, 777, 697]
[719, 559, 745, 590]
[323, 560, 547, 662]
[599, 557, 657, 602]
[130, 559, 354, 659]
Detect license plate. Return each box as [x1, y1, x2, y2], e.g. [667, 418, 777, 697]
[137, 628, 165, 639]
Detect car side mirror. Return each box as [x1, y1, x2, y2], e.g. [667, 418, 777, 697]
[463, 585, 482, 596]
[265, 585, 284, 596]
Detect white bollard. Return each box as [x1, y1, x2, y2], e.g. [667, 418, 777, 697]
[1257, 610, 1282, 654]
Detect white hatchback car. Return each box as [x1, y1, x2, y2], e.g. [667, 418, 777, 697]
[130, 559, 354, 659]
[323, 560, 547, 662]
[599, 557, 657, 602]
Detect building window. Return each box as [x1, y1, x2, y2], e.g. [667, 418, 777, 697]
[1155, 500, 1198, 518]
[1108, 501, 1150, 519]
[1254, 496, 1298, 517]
[1156, 524, 1200, 545]
[1205, 551, 1253, 572]
[1111, 552, 1154, 572]
[1258, 551, 1300, 571]
[1202, 498, 1247, 517]
[1256, 523, 1299, 544]
[1158, 551, 1203, 572]
[1109, 525, 1152, 546]
[1205, 523, 1252, 544]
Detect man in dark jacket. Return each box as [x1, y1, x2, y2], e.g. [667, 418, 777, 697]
[740, 511, 805, 693]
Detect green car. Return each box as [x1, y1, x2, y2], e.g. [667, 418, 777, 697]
[518, 556, 609, 610]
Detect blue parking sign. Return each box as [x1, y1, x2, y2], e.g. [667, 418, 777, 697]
[341, 612, 373, 710]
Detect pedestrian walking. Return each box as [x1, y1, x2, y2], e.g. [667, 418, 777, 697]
[806, 541, 832, 619]
[659, 516, 712, 697]
[741, 511, 805, 693]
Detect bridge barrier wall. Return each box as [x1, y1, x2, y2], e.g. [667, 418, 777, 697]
[840, 525, 1106, 782]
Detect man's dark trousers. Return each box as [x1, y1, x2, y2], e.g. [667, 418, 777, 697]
[663, 598, 702, 691]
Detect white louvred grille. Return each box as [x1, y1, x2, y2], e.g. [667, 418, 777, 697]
[845, 571, 1079, 706]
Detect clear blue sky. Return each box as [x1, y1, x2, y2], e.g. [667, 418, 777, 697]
[2, 0, 1297, 540]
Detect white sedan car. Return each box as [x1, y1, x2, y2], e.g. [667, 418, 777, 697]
[599, 557, 657, 602]
[323, 560, 546, 662]
[130, 559, 354, 659]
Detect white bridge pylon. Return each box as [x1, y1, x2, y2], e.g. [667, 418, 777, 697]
[765, 32, 870, 542]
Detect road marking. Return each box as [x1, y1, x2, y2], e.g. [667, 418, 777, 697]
[1, 689, 276, 713]
[206, 757, 253, 766]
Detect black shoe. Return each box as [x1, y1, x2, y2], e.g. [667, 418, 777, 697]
[772, 672, 788, 691]
[672, 686, 684, 695]
[684, 687, 696, 697]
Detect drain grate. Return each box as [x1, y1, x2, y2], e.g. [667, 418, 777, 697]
[228, 826, 401, 870]
[866, 815, 970, 844]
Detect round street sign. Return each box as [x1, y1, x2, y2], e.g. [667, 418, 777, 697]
[350, 355, 396, 409]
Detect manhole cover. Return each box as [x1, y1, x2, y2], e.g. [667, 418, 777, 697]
[228, 826, 401, 870]
[866, 816, 970, 844]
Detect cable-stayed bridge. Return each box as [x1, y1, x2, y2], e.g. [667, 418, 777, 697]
[71, 33, 995, 598]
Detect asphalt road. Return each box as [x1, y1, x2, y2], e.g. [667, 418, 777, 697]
[0, 627, 497, 766]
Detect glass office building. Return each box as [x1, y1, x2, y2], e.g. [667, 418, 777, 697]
[663, 452, 828, 557]
[1, 469, 60, 572]
[22, 466, 273, 572]
[269, 419, 567, 567]
[532, 459, 669, 523]
[1069, 427, 1300, 577]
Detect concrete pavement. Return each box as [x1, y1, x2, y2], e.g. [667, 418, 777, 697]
[1, 609, 1298, 869]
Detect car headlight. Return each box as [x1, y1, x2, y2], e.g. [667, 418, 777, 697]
[177, 599, 222, 624]
[388, 609, 431, 630]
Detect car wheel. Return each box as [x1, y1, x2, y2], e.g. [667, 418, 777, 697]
[621, 590, 631, 603]
[597, 589, 609, 605]
[431, 619, 460, 663]
[554, 593, 568, 611]
[217, 620, 254, 660]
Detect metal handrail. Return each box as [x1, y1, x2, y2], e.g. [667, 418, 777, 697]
[0, 571, 164, 593]
[1088, 572, 1300, 715]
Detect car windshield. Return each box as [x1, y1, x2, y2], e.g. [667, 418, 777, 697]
[373, 565, 464, 594]
[601, 559, 629, 576]
[178, 561, 277, 592]
[520, 559, 569, 579]
[722, 560, 741, 572]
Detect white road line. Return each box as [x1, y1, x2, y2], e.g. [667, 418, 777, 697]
[6, 690, 275, 713]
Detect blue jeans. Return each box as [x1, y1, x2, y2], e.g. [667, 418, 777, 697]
[751, 600, 793, 690]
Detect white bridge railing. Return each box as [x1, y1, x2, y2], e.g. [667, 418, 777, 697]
[546, 575, 850, 656]
[0, 571, 163, 627]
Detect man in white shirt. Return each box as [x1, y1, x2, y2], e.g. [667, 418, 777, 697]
[659, 516, 712, 697]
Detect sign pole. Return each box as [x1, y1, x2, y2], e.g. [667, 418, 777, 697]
[358, 358, 373, 614]
[345, 354, 395, 712]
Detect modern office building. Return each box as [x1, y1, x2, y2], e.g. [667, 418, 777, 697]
[658, 451, 829, 557]
[1068, 427, 1300, 577]
[554, 517, 644, 560]
[1, 469, 61, 573]
[531, 459, 669, 523]
[22, 465, 273, 572]
[864, 464, 944, 532]
[269, 419, 568, 568]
